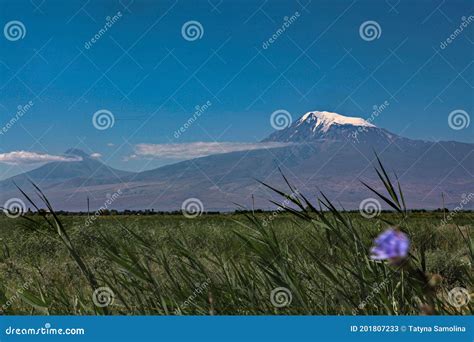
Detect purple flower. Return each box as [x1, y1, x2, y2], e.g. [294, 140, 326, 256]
[370, 228, 410, 261]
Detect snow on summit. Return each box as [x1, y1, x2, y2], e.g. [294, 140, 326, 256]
[299, 111, 376, 132]
[262, 109, 388, 143]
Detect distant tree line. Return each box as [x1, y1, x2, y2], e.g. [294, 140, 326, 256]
[1, 207, 472, 217]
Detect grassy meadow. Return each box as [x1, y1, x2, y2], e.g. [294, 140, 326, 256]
[0, 162, 472, 315]
[0, 210, 472, 315]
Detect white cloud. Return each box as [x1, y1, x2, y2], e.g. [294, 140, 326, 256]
[132, 142, 293, 160]
[0, 151, 83, 165]
[90, 153, 102, 159]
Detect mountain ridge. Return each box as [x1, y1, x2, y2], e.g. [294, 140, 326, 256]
[262, 110, 407, 145]
[1, 110, 472, 211]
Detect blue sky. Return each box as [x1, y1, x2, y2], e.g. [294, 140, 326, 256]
[0, 0, 472, 179]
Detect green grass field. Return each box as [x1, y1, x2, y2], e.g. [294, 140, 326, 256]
[0, 161, 472, 315]
[0, 209, 472, 315]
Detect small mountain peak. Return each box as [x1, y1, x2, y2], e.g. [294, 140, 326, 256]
[64, 149, 90, 159]
[299, 111, 376, 132]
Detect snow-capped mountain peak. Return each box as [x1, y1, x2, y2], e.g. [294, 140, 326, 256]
[262, 110, 397, 144]
[299, 111, 376, 132]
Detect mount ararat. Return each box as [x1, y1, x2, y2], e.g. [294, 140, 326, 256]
[1, 111, 472, 211]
